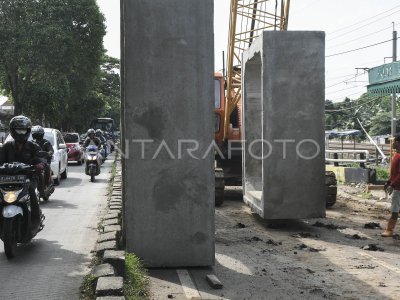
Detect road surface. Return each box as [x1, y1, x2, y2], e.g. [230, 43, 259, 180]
[0, 156, 112, 299]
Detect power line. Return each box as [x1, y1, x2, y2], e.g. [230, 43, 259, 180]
[327, 10, 400, 42]
[326, 38, 393, 58]
[326, 84, 366, 95]
[328, 4, 400, 35]
[326, 73, 367, 89]
[326, 59, 383, 74]
[328, 88, 367, 102]
[325, 96, 382, 112]
[328, 5, 400, 40]
[327, 24, 394, 50]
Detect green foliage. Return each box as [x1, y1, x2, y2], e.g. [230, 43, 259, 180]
[372, 166, 389, 181]
[369, 112, 391, 136]
[125, 253, 149, 300]
[80, 274, 96, 299]
[325, 94, 396, 137]
[0, 0, 120, 132]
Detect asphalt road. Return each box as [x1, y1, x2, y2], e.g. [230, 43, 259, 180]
[0, 155, 112, 299]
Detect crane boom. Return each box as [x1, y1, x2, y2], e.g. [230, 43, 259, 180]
[224, 0, 290, 139]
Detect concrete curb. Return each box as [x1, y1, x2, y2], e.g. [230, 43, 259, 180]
[86, 154, 125, 300]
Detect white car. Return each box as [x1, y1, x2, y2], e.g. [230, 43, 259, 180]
[5, 128, 68, 185]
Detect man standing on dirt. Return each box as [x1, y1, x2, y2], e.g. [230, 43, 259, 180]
[382, 134, 400, 237]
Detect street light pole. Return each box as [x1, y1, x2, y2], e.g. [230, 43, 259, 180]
[392, 24, 397, 136]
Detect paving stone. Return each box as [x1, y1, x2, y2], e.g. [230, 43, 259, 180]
[96, 241, 117, 255]
[96, 277, 124, 297]
[104, 213, 119, 220]
[96, 297, 125, 300]
[103, 225, 121, 233]
[109, 201, 122, 206]
[92, 263, 115, 278]
[103, 218, 119, 226]
[109, 203, 122, 207]
[110, 198, 122, 202]
[98, 231, 118, 243]
[109, 206, 122, 211]
[103, 250, 125, 276]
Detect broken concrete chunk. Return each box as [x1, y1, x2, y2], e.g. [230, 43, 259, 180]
[206, 274, 223, 289]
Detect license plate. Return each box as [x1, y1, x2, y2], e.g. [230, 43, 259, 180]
[0, 175, 27, 183]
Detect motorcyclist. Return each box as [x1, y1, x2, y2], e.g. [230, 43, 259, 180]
[83, 128, 101, 147]
[83, 129, 102, 175]
[95, 129, 108, 158]
[32, 125, 54, 196]
[0, 116, 44, 229]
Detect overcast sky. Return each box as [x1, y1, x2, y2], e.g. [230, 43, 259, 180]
[97, 0, 400, 102]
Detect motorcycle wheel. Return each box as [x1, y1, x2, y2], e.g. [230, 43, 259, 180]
[91, 173, 95, 182]
[3, 218, 18, 259]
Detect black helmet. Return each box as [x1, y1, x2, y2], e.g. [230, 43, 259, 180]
[32, 125, 45, 141]
[95, 129, 102, 136]
[9, 115, 32, 143]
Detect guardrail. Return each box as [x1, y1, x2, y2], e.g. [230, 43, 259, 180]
[326, 149, 369, 166]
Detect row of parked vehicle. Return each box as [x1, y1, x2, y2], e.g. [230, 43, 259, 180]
[3, 129, 111, 185]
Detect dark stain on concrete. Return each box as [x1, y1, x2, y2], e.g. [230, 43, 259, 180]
[191, 232, 206, 245]
[135, 104, 165, 140]
[152, 167, 210, 212]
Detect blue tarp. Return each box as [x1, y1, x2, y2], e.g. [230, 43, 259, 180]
[325, 129, 361, 138]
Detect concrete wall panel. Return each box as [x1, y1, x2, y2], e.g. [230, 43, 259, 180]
[243, 31, 326, 220]
[122, 0, 214, 267]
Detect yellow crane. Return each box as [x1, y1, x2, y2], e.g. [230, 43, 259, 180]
[214, 0, 291, 206]
[223, 0, 290, 139]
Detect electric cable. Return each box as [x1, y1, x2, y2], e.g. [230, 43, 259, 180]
[326, 38, 394, 58]
[325, 96, 382, 112]
[327, 5, 400, 41]
[326, 84, 367, 95]
[329, 88, 368, 102]
[327, 24, 394, 50]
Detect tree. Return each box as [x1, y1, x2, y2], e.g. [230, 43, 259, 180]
[325, 93, 395, 137]
[0, 0, 105, 127]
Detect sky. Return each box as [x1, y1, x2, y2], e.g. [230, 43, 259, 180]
[97, 0, 400, 102]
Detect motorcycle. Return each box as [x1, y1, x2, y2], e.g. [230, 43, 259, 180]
[99, 142, 107, 162]
[35, 151, 55, 202]
[0, 162, 45, 259]
[85, 145, 101, 182]
[37, 167, 55, 202]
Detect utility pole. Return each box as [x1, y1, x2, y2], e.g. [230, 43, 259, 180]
[392, 22, 397, 136]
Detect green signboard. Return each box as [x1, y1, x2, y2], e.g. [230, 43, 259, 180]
[368, 61, 400, 94]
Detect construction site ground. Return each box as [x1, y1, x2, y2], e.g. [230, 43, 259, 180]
[148, 185, 400, 300]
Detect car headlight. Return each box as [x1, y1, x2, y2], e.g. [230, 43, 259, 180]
[2, 189, 22, 204]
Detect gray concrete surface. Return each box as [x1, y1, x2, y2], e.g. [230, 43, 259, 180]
[242, 31, 326, 219]
[122, 0, 215, 267]
[0, 157, 112, 299]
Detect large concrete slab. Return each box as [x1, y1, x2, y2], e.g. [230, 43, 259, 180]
[122, 0, 214, 267]
[242, 31, 326, 219]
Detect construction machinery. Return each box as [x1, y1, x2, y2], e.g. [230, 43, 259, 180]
[214, 0, 337, 207]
